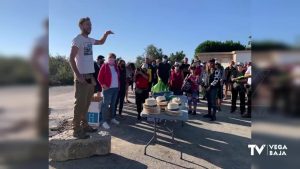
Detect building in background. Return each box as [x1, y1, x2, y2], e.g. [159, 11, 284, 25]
[197, 50, 251, 66]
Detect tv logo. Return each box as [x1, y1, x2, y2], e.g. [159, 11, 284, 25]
[248, 144, 266, 156]
[248, 144, 287, 156]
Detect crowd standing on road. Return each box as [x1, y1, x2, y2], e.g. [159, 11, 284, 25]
[69, 17, 252, 139]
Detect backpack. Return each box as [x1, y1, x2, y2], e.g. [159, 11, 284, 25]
[181, 75, 193, 93]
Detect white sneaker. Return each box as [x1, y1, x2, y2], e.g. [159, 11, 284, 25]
[111, 118, 120, 125]
[102, 122, 110, 129]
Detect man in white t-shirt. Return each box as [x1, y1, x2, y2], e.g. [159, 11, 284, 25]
[69, 17, 113, 139]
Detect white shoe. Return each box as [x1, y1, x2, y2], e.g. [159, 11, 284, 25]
[102, 122, 110, 129]
[111, 118, 120, 125]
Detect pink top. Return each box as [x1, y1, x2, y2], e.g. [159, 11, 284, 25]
[187, 74, 199, 91]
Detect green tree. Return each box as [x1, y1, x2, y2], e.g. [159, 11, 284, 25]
[144, 44, 163, 60]
[135, 44, 164, 67]
[135, 55, 144, 68]
[195, 40, 246, 57]
[169, 51, 186, 65]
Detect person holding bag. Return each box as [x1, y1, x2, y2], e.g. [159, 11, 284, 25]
[183, 65, 199, 115]
[135, 64, 149, 120]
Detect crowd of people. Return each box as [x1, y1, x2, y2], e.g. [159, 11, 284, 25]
[93, 55, 252, 126]
[69, 17, 252, 139]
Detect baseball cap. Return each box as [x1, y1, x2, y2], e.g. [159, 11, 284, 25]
[97, 55, 105, 60]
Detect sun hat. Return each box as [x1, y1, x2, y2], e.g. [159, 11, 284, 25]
[156, 96, 168, 106]
[165, 102, 182, 116]
[143, 98, 160, 114]
[171, 97, 182, 106]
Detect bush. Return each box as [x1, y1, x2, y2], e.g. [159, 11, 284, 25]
[0, 56, 35, 85]
[49, 55, 74, 86]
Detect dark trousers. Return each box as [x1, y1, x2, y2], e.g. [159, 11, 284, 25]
[231, 86, 246, 113]
[207, 87, 218, 115]
[247, 87, 252, 115]
[116, 87, 126, 115]
[148, 82, 152, 92]
[135, 88, 149, 117]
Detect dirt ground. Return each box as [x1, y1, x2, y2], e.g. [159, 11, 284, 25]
[49, 86, 251, 169]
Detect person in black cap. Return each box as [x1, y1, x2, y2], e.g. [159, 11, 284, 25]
[230, 62, 247, 115]
[157, 55, 171, 86]
[94, 55, 105, 97]
[203, 58, 221, 121]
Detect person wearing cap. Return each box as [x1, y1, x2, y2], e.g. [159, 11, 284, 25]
[230, 62, 247, 115]
[94, 55, 105, 97]
[134, 63, 150, 120]
[169, 62, 184, 95]
[203, 58, 221, 121]
[157, 55, 171, 86]
[69, 17, 113, 139]
[98, 53, 120, 129]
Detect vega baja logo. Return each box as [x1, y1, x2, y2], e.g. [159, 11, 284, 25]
[248, 144, 288, 156]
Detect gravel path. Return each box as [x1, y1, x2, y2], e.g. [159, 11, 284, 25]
[49, 86, 251, 169]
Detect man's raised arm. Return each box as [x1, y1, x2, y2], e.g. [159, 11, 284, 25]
[94, 30, 114, 45]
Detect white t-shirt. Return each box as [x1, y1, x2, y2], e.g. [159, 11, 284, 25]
[245, 66, 252, 85]
[72, 34, 96, 74]
[109, 65, 119, 88]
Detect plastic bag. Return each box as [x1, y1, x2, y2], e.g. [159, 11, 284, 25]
[151, 79, 169, 93]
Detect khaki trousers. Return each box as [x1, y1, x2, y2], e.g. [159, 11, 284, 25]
[73, 77, 95, 132]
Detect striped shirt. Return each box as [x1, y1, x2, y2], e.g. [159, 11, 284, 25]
[210, 69, 221, 87]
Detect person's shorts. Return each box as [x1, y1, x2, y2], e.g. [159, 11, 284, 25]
[187, 91, 198, 99]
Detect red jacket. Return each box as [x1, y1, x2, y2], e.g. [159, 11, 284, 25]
[98, 63, 120, 88]
[169, 70, 184, 89]
[195, 66, 202, 76]
[135, 74, 149, 89]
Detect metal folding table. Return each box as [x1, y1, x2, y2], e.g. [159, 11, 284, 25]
[141, 96, 188, 159]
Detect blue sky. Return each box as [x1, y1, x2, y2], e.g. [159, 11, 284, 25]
[49, 0, 251, 62]
[0, 0, 299, 61]
[0, 0, 48, 57]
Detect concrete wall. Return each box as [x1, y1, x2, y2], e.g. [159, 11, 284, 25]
[197, 52, 233, 67]
[197, 50, 251, 67]
[234, 51, 251, 64]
